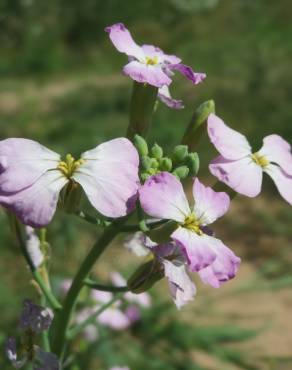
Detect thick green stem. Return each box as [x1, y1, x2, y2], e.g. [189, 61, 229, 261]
[51, 223, 123, 359]
[127, 82, 158, 140]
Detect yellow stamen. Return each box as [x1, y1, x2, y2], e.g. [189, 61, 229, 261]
[57, 154, 85, 178]
[182, 213, 203, 235]
[145, 56, 159, 66]
[251, 152, 269, 168]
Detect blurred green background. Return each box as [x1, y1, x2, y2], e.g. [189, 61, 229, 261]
[0, 0, 292, 369]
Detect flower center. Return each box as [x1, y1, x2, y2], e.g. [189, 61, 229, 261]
[182, 213, 203, 235]
[57, 154, 85, 178]
[251, 152, 269, 168]
[145, 56, 159, 66]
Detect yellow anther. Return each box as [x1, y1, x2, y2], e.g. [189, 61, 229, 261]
[57, 153, 85, 178]
[251, 153, 269, 168]
[145, 56, 159, 66]
[182, 213, 203, 235]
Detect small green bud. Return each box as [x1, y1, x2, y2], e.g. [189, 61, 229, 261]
[173, 165, 189, 179]
[151, 143, 163, 159]
[159, 157, 172, 172]
[186, 152, 200, 176]
[141, 173, 150, 182]
[150, 158, 159, 169]
[148, 168, 157, 175]
[127, 259, 164, 293]
[133, 135, 148, 156]
[172, 145, 188, 164]
[141, 156, 152, 171]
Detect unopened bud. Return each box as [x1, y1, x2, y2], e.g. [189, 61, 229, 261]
[173, 166, 189, 179]
[140, 173, 150, 182]
[186, 152, 200, 176]
[133, 135, 149, 156]
[127, 259, 163, 293]
[172, 145, 188, 164]
[141, 156, 152, 171]
[150, 158, 159, 169]
[151, 143, 163, 159]
[159, 157, 172, 172]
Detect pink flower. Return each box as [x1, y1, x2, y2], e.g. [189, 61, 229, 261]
[139, 173, 240, 288]
[208, 113, 292, 205]
[0, 138, 139, 227]
[105, 23, 205, 108]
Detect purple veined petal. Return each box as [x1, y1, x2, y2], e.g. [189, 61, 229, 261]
[5, 337, 27, 369]
[0, 138, 60, 194]
[139, 172, 191, 222]
[0, 170, 67, 227]
[207, 114, 252, 160]
[169, 63, 206, 84]
[172, 227, 217, 272]
[33, 347, 60, 370]
[105, 23, 145, 60]
[123, 61, 172, 88]
[73, 138, 139, 218]
[20, 299, 54, 333]
[209, 155, 263, 197]
[98, 307, 131, 330]
[258, 134, 292, 176]
[25, 227, 43, 268]
[192, 178, 230, 225]
[163, 259, 196, 309]
[158, 85, 184, 110]
[264, 164, 292, 205]
[198, 237, 241, 288]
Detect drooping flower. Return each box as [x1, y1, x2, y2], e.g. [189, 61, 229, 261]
[207, 113, 292, 205]
[105, 23, 205, 108]
[0, 138, 139, 227]
[139, 173, 240, 288]
[20, 299, 53, 334]
[125, 232, 196, 309]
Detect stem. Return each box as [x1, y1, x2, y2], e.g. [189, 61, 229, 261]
[66, 293, 123, 340]
[76, 211, 112, 227]
[51, 223, 124, 359]
[84, 279, 129, 293]
[12, 217, 62, 311]
[120, 218, 167, 232]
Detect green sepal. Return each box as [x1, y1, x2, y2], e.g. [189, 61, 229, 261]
[172, 145, 188, 164]
[159, 157, 172, 172]
[173, 165, 189, 179]
[151, 143, 163, 159]
[186, 152, 200, 176]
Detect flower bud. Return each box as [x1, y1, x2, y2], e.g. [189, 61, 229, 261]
[150, 143, 163, 159]
[127, 259, 164, 293]
[173, 166, 189, 179]
[141, 156, 152, 171]
[186, 152, 200, 176]
[159, 157, 172, 172]
[150, 158, 159, 169]
[140, 173, 150, 182]
[133, 135, 149, 156]
[172, 145, 188, 164]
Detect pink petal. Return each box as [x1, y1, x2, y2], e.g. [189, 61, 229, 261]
[0, 138, 60, 194]
[73, 138, 139, 218]
[198, 238, 240, 288]
[139, 172, 191, 222]
[207, 114, 252, 160]
[141, 44, 181, 64]
[123, 61, 171, 88]
[192, 178, 230, 225]
[264, 164, 292, 205]
[169, 63, 206, 84]
[209, 155, 263, 197]
[171, 227, 217, 272]
[105, 23, 144, 60]
[158, 85, 184, 110]
[258, 134, 292, 175]
[163, 259, 196, 309]
[0, 170, 67, 227]
[98, 308, 130, 330]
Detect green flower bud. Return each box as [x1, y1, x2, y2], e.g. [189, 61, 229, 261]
[151, 143, 163, 159]
[140, 173, 150, 182]
[150, 158, 159, 169]
[148, 168, 157, 175]
[172, 145, 188, 164]
[133, 135, 149, 156]
[141, 156, 152, 171]
[127, 259, 164, 293]
[173, 165, 189, 179]
[186, 152, 200, 176]
[159, 157, 172, 172]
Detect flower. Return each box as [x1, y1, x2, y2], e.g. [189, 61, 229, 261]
[105, 23, 205, 108]
[0, 138, 139, 227]
[207, 113, 292, 205]
[126, 232, 196, 309]
[20, 299, 53, 334]
[25, 227, 44, 268]
[139, 173, 240, 288]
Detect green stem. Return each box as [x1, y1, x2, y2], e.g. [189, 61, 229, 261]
[51, 222, 124, 359]
[66, 293, 123, 340]
[120, 218, 167, 232]
[12, 217, 62, 311]
[84, 278, 129, 293]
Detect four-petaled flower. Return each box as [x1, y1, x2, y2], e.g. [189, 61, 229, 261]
[0, 138, 139, 227]
[139, 173, 240, 288]
[105, 23, 206, 109]
[207, 113, 292, 205]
